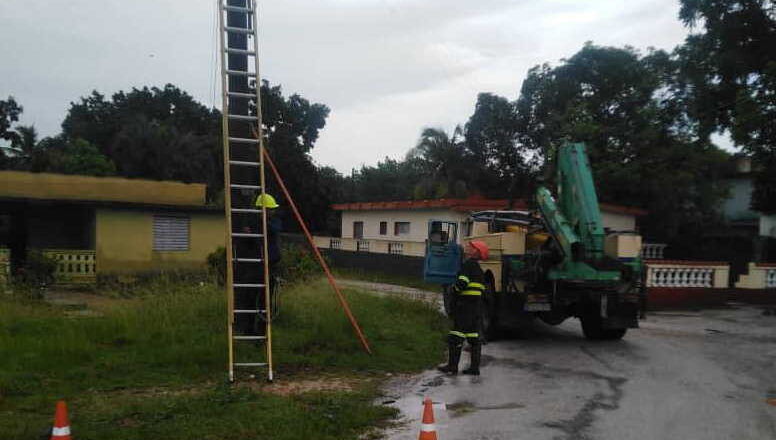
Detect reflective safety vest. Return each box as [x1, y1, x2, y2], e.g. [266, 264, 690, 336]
[454, 274, 485, 296]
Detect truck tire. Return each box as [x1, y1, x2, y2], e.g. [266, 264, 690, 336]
[481, 277, 500, 341]
[580, 313, 627, 340]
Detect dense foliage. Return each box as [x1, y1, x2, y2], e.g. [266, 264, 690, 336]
[2, 0, 774, 249]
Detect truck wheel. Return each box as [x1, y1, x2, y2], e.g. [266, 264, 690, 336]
[580, 313, 604, 340]
[602, 328, 627, 340]
[481, 279, 500, 341]
[581, 313, 627, 340]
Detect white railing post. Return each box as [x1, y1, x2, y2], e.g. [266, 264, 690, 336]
[645, 263, 719, 288]
[767, 269, 776, 288]
[641, 243, 667, 259]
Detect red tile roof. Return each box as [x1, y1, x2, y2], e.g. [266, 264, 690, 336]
[332, 195, 646, 216]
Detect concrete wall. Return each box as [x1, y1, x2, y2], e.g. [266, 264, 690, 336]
[340, 207, 638, 242]
[0, 171, 205, 206]
[601, 211, 636, 231]
[340, 209, 468, 243]
[95, 208, 224, 273]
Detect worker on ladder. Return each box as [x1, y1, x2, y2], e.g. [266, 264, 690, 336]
[256, 193, 282, 317]
[438, 240, 489, 376]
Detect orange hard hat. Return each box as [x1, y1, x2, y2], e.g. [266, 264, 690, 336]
[469, 240, 489, 260]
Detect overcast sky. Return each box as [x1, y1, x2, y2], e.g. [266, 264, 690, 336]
[0, 0, 691, 173]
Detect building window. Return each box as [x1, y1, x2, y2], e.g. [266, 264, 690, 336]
[379, 221, 387, 235]
[353, 221, 364, 239]
[153, 215, 190, 251]
[394, 221, 410, 235]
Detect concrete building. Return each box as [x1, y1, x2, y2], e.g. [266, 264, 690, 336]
[314, 195, 647, 257]
[0, 171, 225, 284]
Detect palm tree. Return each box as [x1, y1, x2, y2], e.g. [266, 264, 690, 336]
[0, 125, 39, 170]
[407, 126, 472, 198]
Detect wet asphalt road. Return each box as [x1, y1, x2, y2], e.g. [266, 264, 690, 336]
[382, 305, 776, 440]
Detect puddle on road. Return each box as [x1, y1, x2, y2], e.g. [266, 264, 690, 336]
[446, 400, 525, 418]
[422, 376, 445, 387]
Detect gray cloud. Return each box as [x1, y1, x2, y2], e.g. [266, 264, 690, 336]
[0, 0, 688, 173]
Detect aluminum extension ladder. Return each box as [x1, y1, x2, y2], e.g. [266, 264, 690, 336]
[217, 0, 273, 382]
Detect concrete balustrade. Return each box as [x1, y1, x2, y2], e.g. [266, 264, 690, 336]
[641, 243, 667, 259]
[735, 262, 776, 289]
[645, 260, 729, 288]
[313, 236, 425, 257]
[0, 248, 10, 287]
[43, 249, 97, 285]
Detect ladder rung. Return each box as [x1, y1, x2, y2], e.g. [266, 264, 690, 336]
[225, 48, 256, 56]
[222, 5, 253, 14]
[232, 208, 260, 213]
[234, 335, 266, 341]
[227, 92, 256, 99]
[228, 136, 259, 144]
[233, 362, 268, 367]
[234, 258, 263, 263]
[234, 283, 266, 288]
[224, 26, 254, 35]
[228, 114, 258, 121]
[232, 233, 263, 238]
[234, 309, 262, 314]
[230, 184, 261, 190]
[226, 70, 256, 77]
[229, 160, 260, 167]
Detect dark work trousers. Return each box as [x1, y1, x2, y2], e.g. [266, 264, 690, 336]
[449, 295, 482, 346]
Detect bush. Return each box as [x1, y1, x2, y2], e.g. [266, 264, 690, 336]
[14, 250, 57, 288]
[207, 244, 322, 286]
[279, 244, 322, 282]
[207, 247, 226, 285]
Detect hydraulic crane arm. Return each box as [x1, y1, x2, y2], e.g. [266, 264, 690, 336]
[535, 142, 620, 281]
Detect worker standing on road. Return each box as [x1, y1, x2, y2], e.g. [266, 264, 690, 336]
[438, 240, 489, 376]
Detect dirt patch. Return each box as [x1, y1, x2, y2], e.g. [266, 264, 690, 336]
[44, 289, 130, 313]
[243, 376, 370, 396]
[98, 383, 213, 399]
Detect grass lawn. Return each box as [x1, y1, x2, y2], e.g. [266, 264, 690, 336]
[0, 278, 447, 439]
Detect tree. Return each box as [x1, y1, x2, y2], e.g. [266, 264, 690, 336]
[45, 138, 117, 176]
[678, 0, 776, 212]
[406, 127, 472, 198]
[0, 97, 23, 167]
[60, 85, 223, 198]
[464, 93, 537, 200]
[0, 97, 22, 144]
[515, 43, 731, 250]
[257, 82, 333, 231]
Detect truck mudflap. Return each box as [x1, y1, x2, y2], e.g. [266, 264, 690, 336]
[601, 294, 640, 329]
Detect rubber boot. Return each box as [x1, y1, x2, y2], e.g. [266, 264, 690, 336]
[462, 343, 481, 375]
[437, 341, 462, 374]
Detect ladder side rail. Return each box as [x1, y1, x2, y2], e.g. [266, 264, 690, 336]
[217, 0, 237, 383]
[251, 0, 274, 382]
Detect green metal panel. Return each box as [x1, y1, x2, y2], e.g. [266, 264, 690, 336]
[557, 143, 605, 261]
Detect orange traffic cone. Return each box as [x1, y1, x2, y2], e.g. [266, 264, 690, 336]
[50, 400, 71, 440]
[418, 397, 438, 440]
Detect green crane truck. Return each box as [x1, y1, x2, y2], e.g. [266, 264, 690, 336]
[423, 142, 645, 340]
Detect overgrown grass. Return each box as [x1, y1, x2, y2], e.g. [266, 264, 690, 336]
[0, 277, 447, 439]
[332, 267, 440, 292]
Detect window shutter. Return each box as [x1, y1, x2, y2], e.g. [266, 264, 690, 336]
[153, 215, 190, 251]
